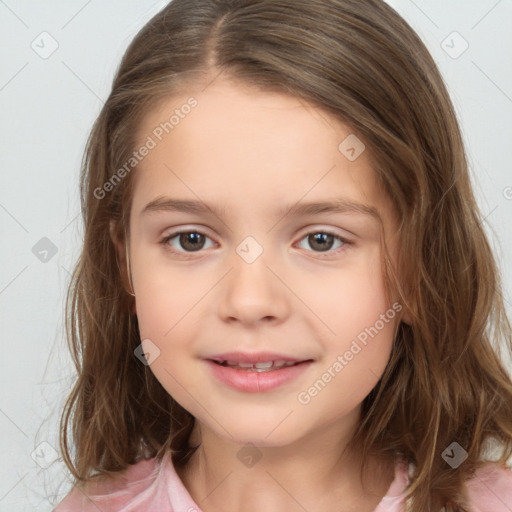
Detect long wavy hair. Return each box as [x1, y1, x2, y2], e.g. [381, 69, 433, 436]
[59, 0, 512, 510]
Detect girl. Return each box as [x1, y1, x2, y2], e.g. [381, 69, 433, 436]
[54, 0, 512, 511]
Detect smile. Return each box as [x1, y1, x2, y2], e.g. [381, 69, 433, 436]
[213, 360, 301, 371]
[205, 359, 313, 392]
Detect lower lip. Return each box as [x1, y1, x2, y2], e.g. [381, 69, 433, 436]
[204, 360, 313, 393]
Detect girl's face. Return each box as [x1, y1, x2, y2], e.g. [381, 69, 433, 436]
[124, 77, 403, 447]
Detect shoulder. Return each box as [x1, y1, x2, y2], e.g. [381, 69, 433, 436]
[53, 456, 161, 512]
[464, 461, 512, 512]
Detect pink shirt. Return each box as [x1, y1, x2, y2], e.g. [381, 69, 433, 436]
[54, 450, 512, 511]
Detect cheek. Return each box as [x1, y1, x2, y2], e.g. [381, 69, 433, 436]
[134, 279, 203, 406]
[133, 262, 217, 388]
[133, 258, 206, 339]
[299, 247, 395, 390]
[298, 246, 390, 340]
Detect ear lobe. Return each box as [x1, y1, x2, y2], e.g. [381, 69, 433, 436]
[397, 300, 413, 326]
[391, 293, 413, 327]
[400, 309, 412, 326]
[110, 220, 126, 266]
[110, 219, 131, 295]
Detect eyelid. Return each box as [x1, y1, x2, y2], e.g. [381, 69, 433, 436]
[293, 228, 353, 258]
[160, 224, 355, 241]
[159, 228, 217, 256]
[159, 225, 354, 258]
[295, 224, 354, 241]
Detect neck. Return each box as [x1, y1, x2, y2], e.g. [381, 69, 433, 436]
[175, 410, 395, 512]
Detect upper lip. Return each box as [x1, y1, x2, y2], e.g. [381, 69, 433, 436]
[205, 351, 312, 364]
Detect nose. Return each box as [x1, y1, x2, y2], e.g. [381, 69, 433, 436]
[217, 251, 290, 326]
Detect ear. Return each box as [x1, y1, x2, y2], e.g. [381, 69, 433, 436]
[110, 220, 136, 313]
[110, 219, 126, 271]
[396, 291, 413, 326]
[391, 292, 413, 327]
[400, 307, 412, 326]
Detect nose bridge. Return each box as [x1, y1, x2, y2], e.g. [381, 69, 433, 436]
[217, 233, 288, 324]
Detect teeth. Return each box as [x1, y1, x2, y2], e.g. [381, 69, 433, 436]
[254, 361, 273, 369]
[221, 360, 298, 371]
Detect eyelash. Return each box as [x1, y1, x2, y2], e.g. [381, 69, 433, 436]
[159, 228, 353, 259]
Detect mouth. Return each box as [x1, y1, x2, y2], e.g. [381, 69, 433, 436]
[208, 359, 313, 372]
[204, 356, 314, 392]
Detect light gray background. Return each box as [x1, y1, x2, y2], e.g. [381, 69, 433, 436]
[0, 0, 511, 510]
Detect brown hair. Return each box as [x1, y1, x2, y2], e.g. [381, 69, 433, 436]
[59, 0, 512, 509]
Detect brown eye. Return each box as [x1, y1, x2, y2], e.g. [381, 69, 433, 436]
[296, 230, 350, 255]
[160, 230, 214, 254]
[307, 233, 335, 252]
[177, 232, 206, 252]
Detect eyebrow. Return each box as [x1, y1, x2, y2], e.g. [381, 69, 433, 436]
[140, 196, 381, 222]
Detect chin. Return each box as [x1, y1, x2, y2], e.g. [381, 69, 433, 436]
[216, 422, 302, 448]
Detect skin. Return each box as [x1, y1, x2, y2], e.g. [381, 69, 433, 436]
[112, 76, 408, 512]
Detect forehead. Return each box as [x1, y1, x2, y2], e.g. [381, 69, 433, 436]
[135, 79, 344, 167]
[131, 77, 394, 228]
